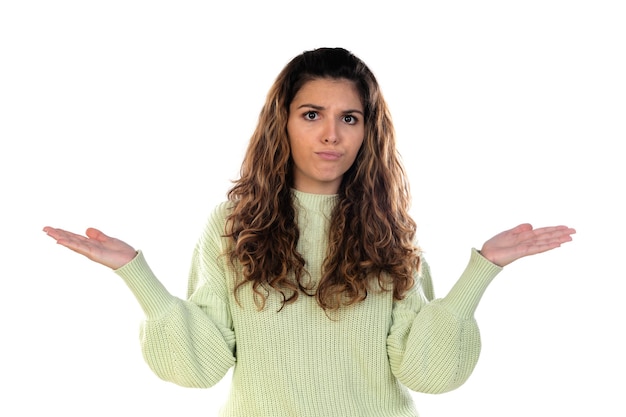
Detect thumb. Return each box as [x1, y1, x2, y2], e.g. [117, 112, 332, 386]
[85, 227, 109, 242]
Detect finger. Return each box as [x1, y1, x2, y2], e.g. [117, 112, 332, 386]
[509, 223, 533, 235]
[523, 240, 566, 256]
[516, 225, 575, 243]
[531, 225, 574, 234]
[531, 226, 576, 242]
[43, 227, 87, 243]
[85, 227, 109, 242]
[534, 233, 574, 246]
[523, 229, 575, 254]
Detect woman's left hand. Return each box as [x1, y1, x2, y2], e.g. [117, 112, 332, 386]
[480, 223, 576, 267]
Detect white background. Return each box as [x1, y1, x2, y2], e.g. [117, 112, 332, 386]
[1, 1, 624, 416]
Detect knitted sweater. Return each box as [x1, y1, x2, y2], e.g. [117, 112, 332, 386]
[115, 190, 502, 416]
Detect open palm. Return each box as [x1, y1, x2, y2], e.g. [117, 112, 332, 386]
[480, 223, 576, 267]
[43, 226, 137, 270]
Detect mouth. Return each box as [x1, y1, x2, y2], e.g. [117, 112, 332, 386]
[316, 151, 342, 160]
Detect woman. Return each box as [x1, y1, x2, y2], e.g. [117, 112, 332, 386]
[44, 47, 575, 416]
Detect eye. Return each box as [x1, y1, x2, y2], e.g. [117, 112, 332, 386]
[304, 111, 318, 121]
[343, 114, 358, 125]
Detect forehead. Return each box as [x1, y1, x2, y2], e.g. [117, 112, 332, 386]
[292, 78, 363, 109]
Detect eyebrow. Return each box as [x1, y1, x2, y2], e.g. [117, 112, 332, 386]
[296, 103, 364, 116]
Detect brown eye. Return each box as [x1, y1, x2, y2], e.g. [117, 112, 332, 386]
[343, 115, 358, 125]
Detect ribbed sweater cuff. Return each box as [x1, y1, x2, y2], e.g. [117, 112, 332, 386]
[114, 250, 176, 319]
[440, 248, 502, 319]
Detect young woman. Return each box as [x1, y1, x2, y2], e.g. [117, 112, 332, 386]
[44, 47, 575, 416]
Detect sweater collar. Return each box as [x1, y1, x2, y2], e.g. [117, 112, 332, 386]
[291, 189, 338, 214]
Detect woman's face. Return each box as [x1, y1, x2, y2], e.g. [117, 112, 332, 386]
[287, 78, 365, 195]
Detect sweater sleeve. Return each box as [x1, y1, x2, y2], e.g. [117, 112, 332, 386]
[387, 248, 502, 394]
[114, 204, 236, 388]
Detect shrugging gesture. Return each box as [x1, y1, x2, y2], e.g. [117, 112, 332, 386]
[42, 47, 577, 417]
[43, 223, 575, 271]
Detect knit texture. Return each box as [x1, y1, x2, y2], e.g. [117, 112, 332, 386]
[115, 190, 502, 416]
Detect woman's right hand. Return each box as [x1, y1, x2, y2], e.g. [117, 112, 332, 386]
[43, 226, 137, 270]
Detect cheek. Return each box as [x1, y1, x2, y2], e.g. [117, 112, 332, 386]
[286, 121, 305, 149]
[348, 138, 365, 165]
[287, 136, 305, 167]
[353, 136, 365, 156]
[345, 144, 362, 169]
[286, 123, 297, 151]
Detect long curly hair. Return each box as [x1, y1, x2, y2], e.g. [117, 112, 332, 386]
[226, 47, 420, 311]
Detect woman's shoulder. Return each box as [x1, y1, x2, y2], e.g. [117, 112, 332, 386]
[210, 200, 234, 219]
[199, 200, 235, 239]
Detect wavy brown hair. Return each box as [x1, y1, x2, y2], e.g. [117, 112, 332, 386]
[226, 47, 420, 311]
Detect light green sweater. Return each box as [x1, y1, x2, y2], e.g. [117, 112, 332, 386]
[115, 190, 502, 416]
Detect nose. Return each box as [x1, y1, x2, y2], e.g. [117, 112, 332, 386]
[323, 120, 339, 144]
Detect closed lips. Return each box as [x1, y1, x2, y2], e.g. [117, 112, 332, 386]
[316, 151, 342, 160]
